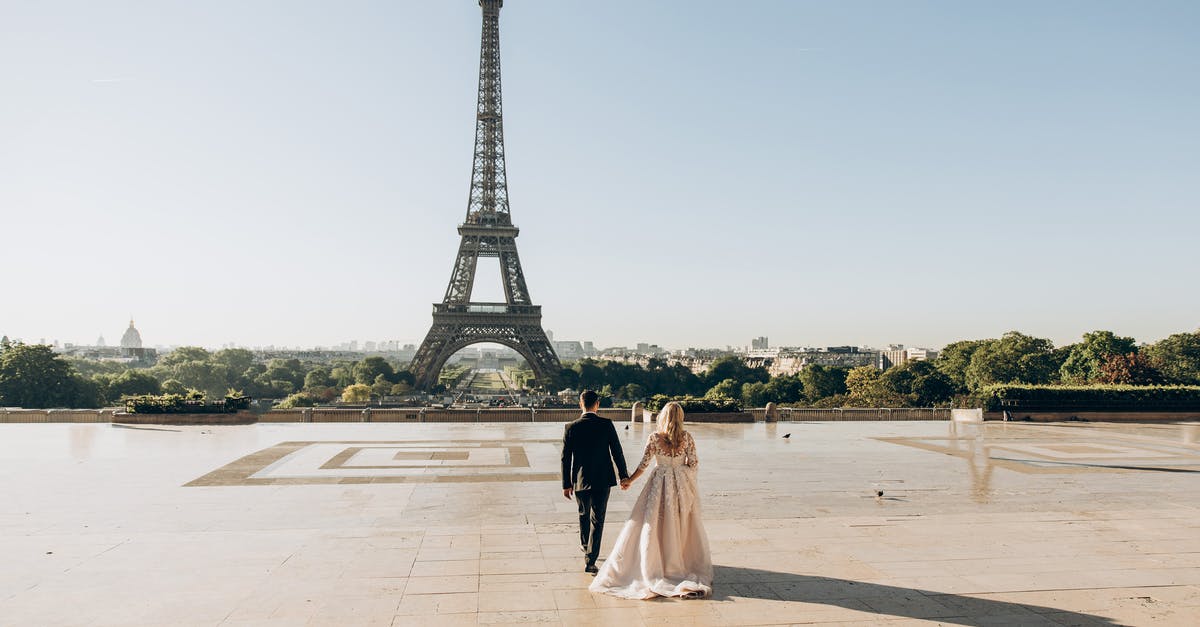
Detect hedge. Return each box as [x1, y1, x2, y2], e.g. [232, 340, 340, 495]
[647, 394, 742, 413]
[125, 392, 251, 414]
[976, 384, 1200, 411]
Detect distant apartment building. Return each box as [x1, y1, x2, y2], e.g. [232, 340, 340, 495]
[751, 336, 769, 350]
[767, 346, 877, 377]
[552, 341, 585, 361]
[877, 345, 939, 370]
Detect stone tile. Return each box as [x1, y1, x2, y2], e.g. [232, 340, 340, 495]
[410, 559, 480, 577]
[403, 575, 479, 595]
[551, 588, 597, 610]
[480, 557, 547, 575]
[558, 607, 646, 625]
[477, 589, 558, 612]
[395, 592, 478, 615]
[476, 609, 561, 623]
[391, 613, 477, 626]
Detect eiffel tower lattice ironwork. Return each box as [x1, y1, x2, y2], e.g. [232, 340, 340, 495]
[410, 0, 561, 391]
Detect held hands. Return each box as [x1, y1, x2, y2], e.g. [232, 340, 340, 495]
[619, 478, 632, 490]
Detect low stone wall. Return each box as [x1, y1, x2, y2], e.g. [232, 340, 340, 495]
[0, 406, 1001, 424]
[0, 408, 116, 423]
[256, 407, 629, 423]
[985, 410, 1200, 423]
[780, 408, 950, 421]
[113, 411, 257, 425]
[688, 412, 756, 423]
[635, 409, 756, 424]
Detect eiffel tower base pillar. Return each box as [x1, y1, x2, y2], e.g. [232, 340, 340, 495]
[410, 304, 561, 392]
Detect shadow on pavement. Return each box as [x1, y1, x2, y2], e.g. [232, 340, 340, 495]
[712, 565, 1118, 626]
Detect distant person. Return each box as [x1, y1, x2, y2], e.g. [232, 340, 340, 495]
[589, 401, 713, 599]
[561, 390, 629, 574]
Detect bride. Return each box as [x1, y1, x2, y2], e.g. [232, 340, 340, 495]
[588, 401, 713, 599]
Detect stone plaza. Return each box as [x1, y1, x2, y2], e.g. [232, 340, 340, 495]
[2, 419, 1199, 626]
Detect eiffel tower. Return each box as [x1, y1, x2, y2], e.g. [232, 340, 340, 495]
[410, 0, 561, 391]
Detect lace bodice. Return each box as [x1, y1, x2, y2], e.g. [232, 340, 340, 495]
[635, 431, 698, 473]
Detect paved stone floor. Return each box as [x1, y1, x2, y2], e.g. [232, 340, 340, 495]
[2, 420, 1199, 626]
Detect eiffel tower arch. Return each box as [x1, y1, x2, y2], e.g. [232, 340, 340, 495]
[410, 0, 561, 391]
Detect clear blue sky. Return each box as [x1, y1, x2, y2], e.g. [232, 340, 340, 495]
[2, 1, 1197, 351]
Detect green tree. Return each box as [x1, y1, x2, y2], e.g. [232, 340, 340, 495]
[1143, 331, 1200, 385]
[390, 382, 414, 395]
[963, 332, 1058, 391]
[158, 346, 212, 368]
[706, 378, 742, 399]
[740, 381, 771, 407]
[881, 360, 955, 406]
[213, 348, 256, 388]
[763, 374, 803, 404]
[618, 383, 646, 400]
[171, 360, 230, 398]
[574, 359, 605, 390]
[844, 366, 907, 407]
[341, 384, 371, 403]
[104, 369, 162, 399]
[371, 374, 393, 398]
[263, 359, 306, 391]
[330, 365, 355, 388]
[276, 392, 316, 409]
[354, 357, 397, 385]
[0, 343, 93, 408]
[1059, 330, 1138, 383]
[551, 367, 580, 391]
[161, 378, 187, 395]
[304, 367, 335, 390]
[798, 365, 849, 402]
[935, 340, 988, 392]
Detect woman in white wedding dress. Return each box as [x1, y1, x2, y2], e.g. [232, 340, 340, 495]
[589, 401, 713, 599]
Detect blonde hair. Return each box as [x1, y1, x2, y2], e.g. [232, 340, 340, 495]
[656, 401, 686, 449]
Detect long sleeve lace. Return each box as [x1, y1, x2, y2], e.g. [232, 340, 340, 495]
[683, 432, 698, 469]
[635, 434, 656, 474]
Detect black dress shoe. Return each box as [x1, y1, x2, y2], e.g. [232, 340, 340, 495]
[585, 563, 599, 574]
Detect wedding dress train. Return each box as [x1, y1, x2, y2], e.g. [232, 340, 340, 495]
[588, 431, 713, 599]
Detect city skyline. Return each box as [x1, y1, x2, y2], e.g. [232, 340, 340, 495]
[4, 317, 1188, 357]
[3, 2, 1198, 351]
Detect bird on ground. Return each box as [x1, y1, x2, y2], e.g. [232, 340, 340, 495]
[624, 425, 629, 430]
[782, 433, 791, 439]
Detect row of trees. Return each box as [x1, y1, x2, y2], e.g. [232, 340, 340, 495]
[548, 329, 1200, 409]
[3, 329, 1199, 409]
[0, 339, 418, 409]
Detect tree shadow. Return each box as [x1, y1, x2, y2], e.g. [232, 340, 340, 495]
[712, 566, 1120, 626]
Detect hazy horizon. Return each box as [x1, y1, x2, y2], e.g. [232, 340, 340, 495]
[3, 1, 1198, 352]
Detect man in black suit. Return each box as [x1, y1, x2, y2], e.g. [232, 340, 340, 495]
[561, 389, 629, 574]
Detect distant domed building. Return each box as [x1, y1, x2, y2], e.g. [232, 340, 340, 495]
[120, 319, 143, 349]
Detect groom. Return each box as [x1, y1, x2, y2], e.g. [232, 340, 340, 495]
[561, 389, 629, 574]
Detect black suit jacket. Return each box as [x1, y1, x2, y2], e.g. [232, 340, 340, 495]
[561, 412, 629, 491]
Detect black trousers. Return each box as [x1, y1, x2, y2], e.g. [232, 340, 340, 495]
[575, 486, 611, 566]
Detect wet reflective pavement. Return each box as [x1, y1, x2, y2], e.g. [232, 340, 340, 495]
[2, 420, 1199, 625]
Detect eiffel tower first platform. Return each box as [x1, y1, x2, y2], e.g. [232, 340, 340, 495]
[410, 0, 561, 391]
